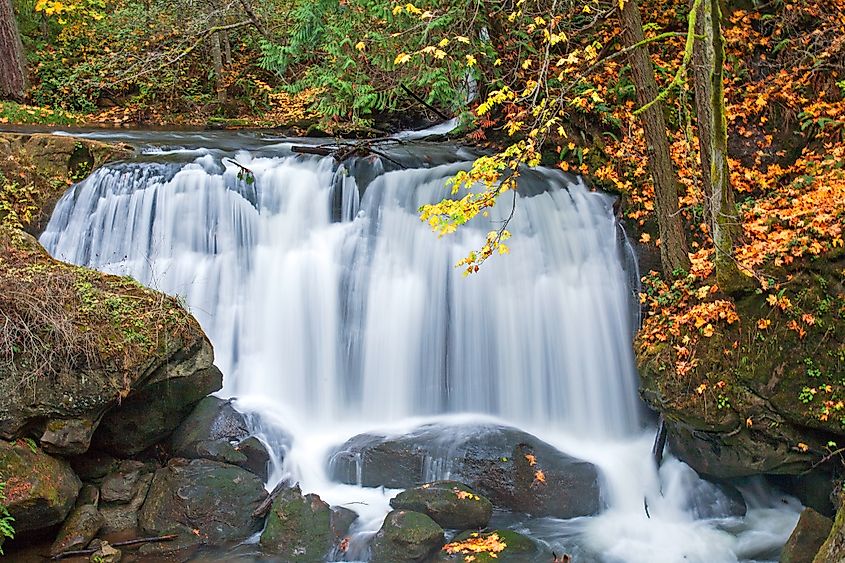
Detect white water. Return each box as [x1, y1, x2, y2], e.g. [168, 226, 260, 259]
[40, 139, 799, 562]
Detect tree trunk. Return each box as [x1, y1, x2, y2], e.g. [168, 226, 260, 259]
[620, 0, 690, 275]
[210, 27, 227, 104]
[691, 0, 747, 291]
[0, 0, 28, 100]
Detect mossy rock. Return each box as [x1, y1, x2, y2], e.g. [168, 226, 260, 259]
[259, 484, 335, 561]
[138, 458, 267, 546]
[434, 529, 551, 562]
[781, 508, 833, 563]
[638, 254, 845, 478]
[0, 439, 80, 534]
[390, 481, 492, 530]
[49, 504, 104, 557]
[369, 509, 445, 563]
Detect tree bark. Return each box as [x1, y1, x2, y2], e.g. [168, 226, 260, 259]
[210, 24, 227, 103]
[0, 0, 28, 100]
[620, 0, 690, 275]
[691, 0, 746, 291]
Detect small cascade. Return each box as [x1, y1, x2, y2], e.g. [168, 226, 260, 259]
[40, 136, 800, 562]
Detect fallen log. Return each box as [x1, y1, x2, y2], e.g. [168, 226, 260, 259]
[50, 534, 179, 560]
[252, 479, 289, 518]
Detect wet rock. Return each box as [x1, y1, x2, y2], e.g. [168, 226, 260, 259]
[816, 490, 845, 562]
[40, 417, 99, 456]
[75, 484, 100, 507]
[93, 342, 223, 457]
[100, 460, 148, 503]
[369, 509, 445, 563]
[98, 472, 153, 535]
[331, 506, 359, 540]
[434, 529, 551, 562]
[390, 481, 492, 530]
[0, 229, 221, 459]
[0, 439, 80, 534]
[329, 423, 601, 518]
[139, 458, 267, 546]
[69, 450, 119, 482]
[780, 508, 833, 563]
[170, 397, 272, 479]
[49, 504, 104, 557]
[259, 484, 335, 561]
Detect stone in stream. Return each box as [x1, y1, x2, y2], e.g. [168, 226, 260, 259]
[169, 396, 274, 480]
[390, 481, 493, 530]
[0, 439, 81, 534]
[434, 529, 552, 562]
[259, 484, 355, 561]
[48, 504, 104, 557]
[369, 509, 445, 563]
[780, 507, 833, 563]
[98, 472, 153, 535]
[329, 423, 601, 519]
[138, 458, 267, 546]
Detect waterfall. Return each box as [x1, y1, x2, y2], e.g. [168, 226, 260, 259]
[40, 137, 800, 562]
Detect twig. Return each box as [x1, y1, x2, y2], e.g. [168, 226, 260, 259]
[400, 84, 451, 121]
[50, 534, 179, 560]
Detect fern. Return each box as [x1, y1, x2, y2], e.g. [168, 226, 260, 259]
[0, 482, 15, 555]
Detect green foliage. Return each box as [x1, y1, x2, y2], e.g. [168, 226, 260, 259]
[0, 482, 15, 555]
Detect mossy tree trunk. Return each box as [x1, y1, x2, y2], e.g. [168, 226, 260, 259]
[620, 0, 691, 276]
[0, 0, 27, 100]
[691, 0, 747, 292]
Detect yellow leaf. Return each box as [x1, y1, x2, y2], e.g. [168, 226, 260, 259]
[394, 53, 411, 65]
[355, 41, 366, 51]
[465, 54, 477, 67]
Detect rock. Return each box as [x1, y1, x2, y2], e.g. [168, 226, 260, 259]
[369, 509, 445, 563]
[259, 484, 335, 560]
[40, 417, 99, 456]
[98, 472, 153, 535]
[434, 529, 551, 562]
[0, 439, 80, 534]
[236, 436, 271, 481]
[814, 490, 845, 563]
[76, 484, 100, 507]
[331, 506, 359, 540]
[390, 481, 492, 530]
[69, 450, 119, 482]
[780, 508, 833, 563]
[88, 540, 121, 563]
[0, 228, 221, 458]
[637, 257, 845, 479]
[100, 460, 148, 503]
[329, 423, 601, 518]
[49, 504, 104, 557]
[92, 343, 223, 457]
[139, 458, 267, 546]
[170, 397, 273, 480]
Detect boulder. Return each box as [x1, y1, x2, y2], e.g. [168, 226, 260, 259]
[98, 472, 153, 535]
[100, 460, 150, 503]
[780, 508, 833, 563]
[0, 439, 80, 534]
[139, 458, 267, 546]
[369, 509, 445, 563]
[69, 450, 120, 482]
[49, 504, 104, 557]
[169, 397, 271, 480]
[0, 228, 222, 458]
[329, 423, 601, 518]
[390, 481, 492, 530]
[814, 489, 845, 563]
[435, 529, 552, 562]
[259, 484, 337, 561]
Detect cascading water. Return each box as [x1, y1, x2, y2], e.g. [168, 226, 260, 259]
[41, 132, 800, 562]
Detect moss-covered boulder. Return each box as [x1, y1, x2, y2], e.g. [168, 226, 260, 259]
[138, 458, 267, 546]
[815, 490, 845, 563]
[329, 422, 601, 519]
[0, 132, 131, 237]
[0, 439, 80, 534]
[390, 481, 492, 530]
[780, 508, 833, 563]
[369, 509, 445, 563]
[170, 396, 271, 479]
[259, 484, 339, 561]
[0, 227, 222, 457]
[638, 255, 845, 479]
[435, 529, 552, 562]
